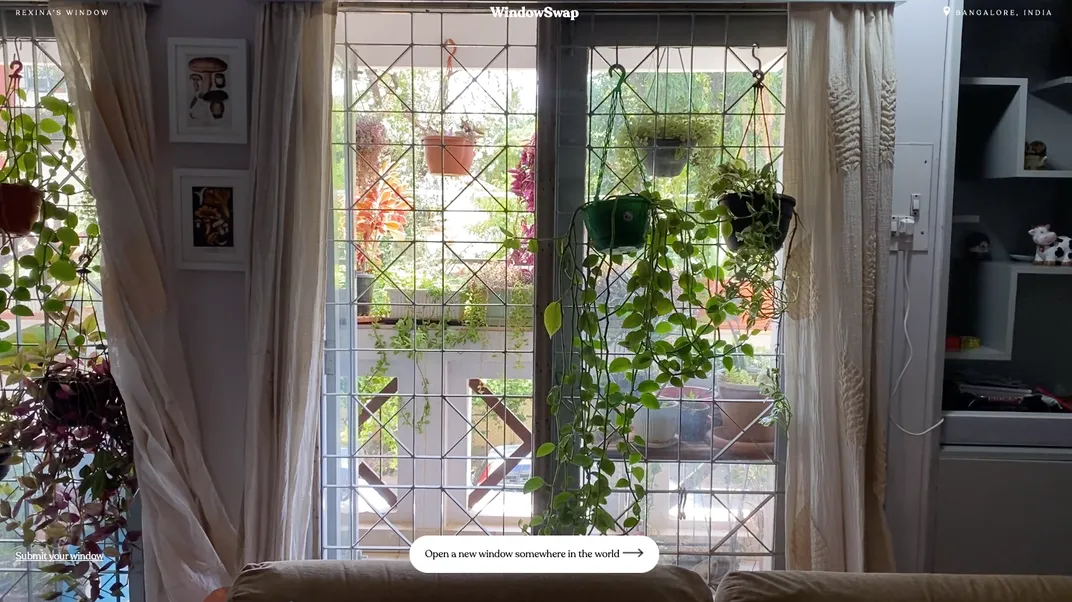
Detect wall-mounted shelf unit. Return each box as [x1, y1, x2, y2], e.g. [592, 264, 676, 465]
[946, 261, 1072, 361]
[960, 77, 1072, 179]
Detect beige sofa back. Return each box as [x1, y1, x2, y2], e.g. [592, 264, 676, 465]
[714, 571, 1072, 602]
[228, 559, 713, 602]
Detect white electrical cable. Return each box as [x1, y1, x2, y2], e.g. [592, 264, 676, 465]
[889, 248, 944, 437]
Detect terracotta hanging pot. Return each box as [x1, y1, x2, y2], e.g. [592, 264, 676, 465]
[0, 182, 42, 236]
[423, 135, 475, 176]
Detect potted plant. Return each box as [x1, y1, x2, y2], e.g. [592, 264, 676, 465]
[0, 83, 74, 235]
[422, 117, 483, 176]
[706, 158, 796, 252]
[0, 105, 138, 591]
[658, 386, 715, 443]
[354, 114, 387, 191]
[625, 113, 718, 178]
[522, 184, 793, 536]
[385, 271, 466, 323]
[353, 163, 410, 315]
[715, 360, 777, 445]
[466, 261, 534, 328]
[581, 190, 653, 253]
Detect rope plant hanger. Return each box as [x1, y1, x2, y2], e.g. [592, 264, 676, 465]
[582, 64, 654, 253]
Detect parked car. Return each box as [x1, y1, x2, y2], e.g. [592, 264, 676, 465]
[475, 444, 531, 487]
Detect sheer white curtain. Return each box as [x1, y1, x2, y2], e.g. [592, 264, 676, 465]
[782, 3, 897, 572]
[50, 3, 239, 601]
[240, 0, 338, 563]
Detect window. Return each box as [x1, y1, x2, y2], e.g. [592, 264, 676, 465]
[322, 7, 788, 586]
[0, 12, 127, 602]
[323, 10, 539, 556]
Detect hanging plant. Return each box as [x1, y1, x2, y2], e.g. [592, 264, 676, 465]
[0, 59, 137, 601]
[707, 159, 795, 253]
[517, 65, 793, 537]
[0, 59, 75, 236]
[623, 113, 718, 179]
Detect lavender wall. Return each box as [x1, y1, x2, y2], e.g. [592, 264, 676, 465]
[146, 0, 256, 534]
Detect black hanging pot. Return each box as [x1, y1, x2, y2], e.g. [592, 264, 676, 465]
[354, 272, 376, 316]
[0, 445, 12, 481]
[719, 191, 796, 252]
[642, 137, 690, 178]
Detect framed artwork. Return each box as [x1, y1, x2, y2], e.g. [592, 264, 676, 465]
[173, 169, 250, 271]
[167, 38, 248, 144]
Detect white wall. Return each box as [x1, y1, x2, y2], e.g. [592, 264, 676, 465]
[884, 0, 958, 573]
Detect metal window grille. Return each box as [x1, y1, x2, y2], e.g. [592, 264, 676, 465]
[323, 6, 787, 586]
[0, 11, 133, 602]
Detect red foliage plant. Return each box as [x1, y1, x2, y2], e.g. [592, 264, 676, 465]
[353, 163, 411, 274]
[0, 356, 138, 601]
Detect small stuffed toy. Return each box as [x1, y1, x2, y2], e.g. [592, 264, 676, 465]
[964, 232, 991, 260]
[1029, 224, 1072, 265]
[1025, 141, 1047, 170]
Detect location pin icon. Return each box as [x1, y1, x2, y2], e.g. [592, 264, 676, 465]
[943, 5, 951, 15]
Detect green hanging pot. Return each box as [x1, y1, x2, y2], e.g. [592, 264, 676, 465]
[582, 194, 651, 253]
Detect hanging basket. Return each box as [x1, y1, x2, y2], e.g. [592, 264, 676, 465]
[423, 135, 475, 176]
[642, 137, 690, 178]
[719, 191, 795, 252]
[582, 194, 651, 253]
[0, 183, 42, 236]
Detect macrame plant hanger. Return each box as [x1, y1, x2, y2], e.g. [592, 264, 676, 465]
[581, 64, 655, 254]
[591, 64, 651, 203]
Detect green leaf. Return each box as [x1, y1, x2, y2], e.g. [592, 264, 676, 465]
[639, 393, 660, 410]
[0, 274, 10, 287]
[55, 226, 79, 247]
[16, 255, 37, 270]
[608, 357, 632, 373]
[86, 223, 100, 237]
[48, 260, 78, 282]
[552, 492, 572, 508]
[535, 442, 555, 458]
[0, 341, 11, 353]
[10, 305, 32, 317]
[623, 516, 639, 529]
[599, 457, 615, 475]
[543, 301, 562, 337]
[522, 476, 545, 494]
[636, 380, 659, 394]
[60, 184, 76, 196]
[42, 299, 64, 313]
[631, 466, 645, 481]
[38, 118, 61, 134]
[40, 95, 70, 115]
[722, 355, 734, 372]
[741, 343, 754, 357]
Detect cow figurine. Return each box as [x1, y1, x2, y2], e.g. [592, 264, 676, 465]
[1029, 225, 1072, 265]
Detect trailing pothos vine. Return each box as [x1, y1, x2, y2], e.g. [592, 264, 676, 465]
[517, 64, 795, 537]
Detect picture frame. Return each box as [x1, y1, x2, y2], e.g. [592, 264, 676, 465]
[167, 37, 248, 144]
[172, 169, 250, 271]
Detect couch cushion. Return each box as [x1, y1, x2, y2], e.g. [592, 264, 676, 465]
[228, 559, 713, 602]
[714, 571, 1072, 602]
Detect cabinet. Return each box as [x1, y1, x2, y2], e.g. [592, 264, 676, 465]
[934, 447, 1072, 575]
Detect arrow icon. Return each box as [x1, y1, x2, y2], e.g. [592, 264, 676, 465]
[623, 549, 643, 557]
